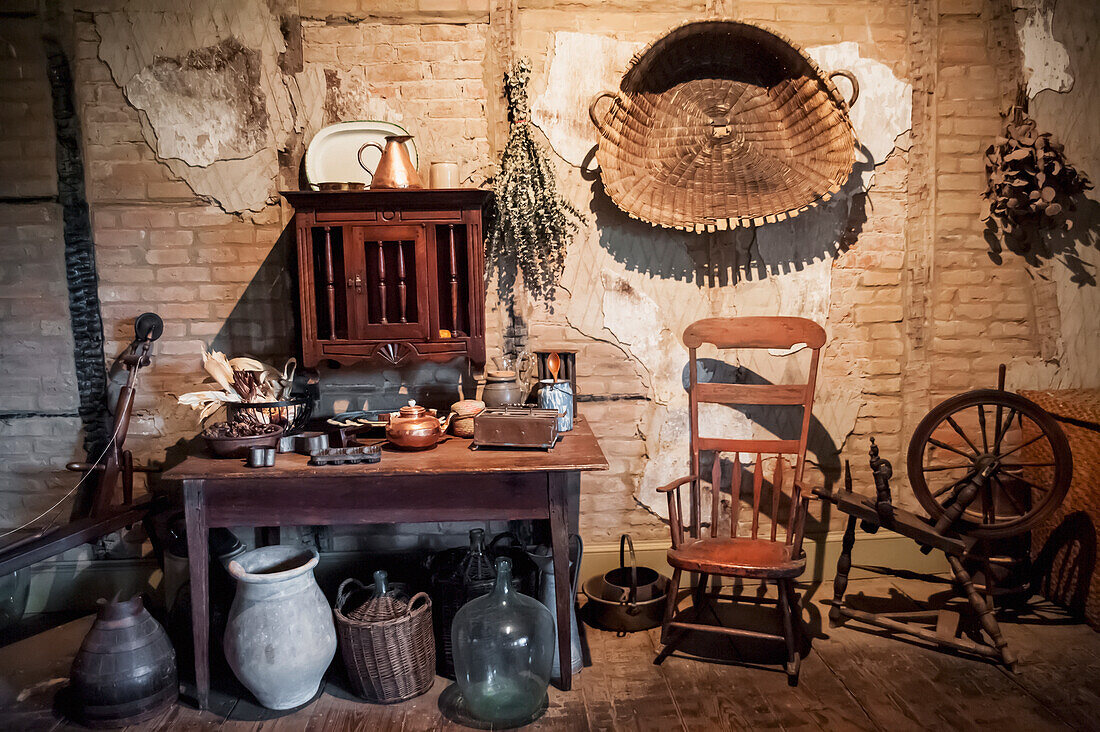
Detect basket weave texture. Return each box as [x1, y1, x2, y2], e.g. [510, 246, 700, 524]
[590, 20, 857, 231]
[334, 579, 436, 703]
[1022, 389, 1100, 629]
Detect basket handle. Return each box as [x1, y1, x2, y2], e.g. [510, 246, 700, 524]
[829, 70, 859, 108]
[619, 534, 639, 612]
[588, 91, 618, 136]
[336, 578, 365, 612]
[488, 531, 521, 553]
[408, 591, 431, 612]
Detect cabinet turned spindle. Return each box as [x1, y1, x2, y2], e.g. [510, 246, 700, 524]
[376, 241, 388, 324]
[448, 224, 458, 333]
[397, 241, 407, 323]
[323, 226, 336, 339]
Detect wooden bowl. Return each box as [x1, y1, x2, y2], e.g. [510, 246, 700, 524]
[203, 427, 284, 458]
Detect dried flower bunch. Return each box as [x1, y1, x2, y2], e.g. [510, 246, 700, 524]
[486, 58, 586, 300]
[982, 107, 1092, 257]
[177, 349, 296, 421]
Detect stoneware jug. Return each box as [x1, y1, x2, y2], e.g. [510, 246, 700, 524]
[224, 546, 336, 710]
[482, 370, 527, 409]
[360, 134, 422, 189]
[451, 557, 553, 726]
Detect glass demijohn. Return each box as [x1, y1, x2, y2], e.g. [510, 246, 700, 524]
[450, 557, 554, 725]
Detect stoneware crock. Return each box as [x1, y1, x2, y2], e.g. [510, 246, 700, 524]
[223, 546, 336, 710]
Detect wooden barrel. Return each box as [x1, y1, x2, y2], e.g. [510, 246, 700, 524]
[69, 595, 177, 727]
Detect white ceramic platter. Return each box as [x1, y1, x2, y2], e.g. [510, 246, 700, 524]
[304, 120, 419, 188]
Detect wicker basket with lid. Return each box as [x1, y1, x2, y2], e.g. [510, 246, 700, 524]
[589, 20, 859, 232]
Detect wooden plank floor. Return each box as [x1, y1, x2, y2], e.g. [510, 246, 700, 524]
[2, 576, 1098, 731]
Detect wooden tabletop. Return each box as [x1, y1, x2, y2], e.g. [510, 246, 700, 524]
[160, 415, 608, 482]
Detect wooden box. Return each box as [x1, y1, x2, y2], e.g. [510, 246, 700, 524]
[472, 407, 560, 450]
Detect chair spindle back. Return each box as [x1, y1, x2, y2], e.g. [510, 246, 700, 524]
[683, 317, 825, 547]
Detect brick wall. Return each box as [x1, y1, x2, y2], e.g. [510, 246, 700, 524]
[0, 18, 82, 528]
[1, 0, 1092, 551]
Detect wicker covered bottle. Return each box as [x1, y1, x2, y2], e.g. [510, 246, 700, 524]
[335, 570, 435, 703]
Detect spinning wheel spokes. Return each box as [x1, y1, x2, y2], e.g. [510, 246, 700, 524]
[907, 389, 1072, 539]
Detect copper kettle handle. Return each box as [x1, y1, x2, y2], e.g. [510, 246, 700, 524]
[357, 141, 384, 181]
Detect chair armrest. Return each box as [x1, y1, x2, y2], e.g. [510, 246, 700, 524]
[792, 480, 821, 556]
[656, 475, 698, 493]
[795, 479, 823, 501]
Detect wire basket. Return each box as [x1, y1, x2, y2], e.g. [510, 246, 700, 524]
[334, 577, 436, 704]
[589, 19, 859, 232]
[226, 397, 312, 435]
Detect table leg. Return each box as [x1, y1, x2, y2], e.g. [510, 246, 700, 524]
[183, 479, 211, 710]
[548, 472, 573, 691]
[256, 526, 280, 546]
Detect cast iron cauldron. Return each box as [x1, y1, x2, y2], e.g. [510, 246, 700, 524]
[582, 535, 669, 633]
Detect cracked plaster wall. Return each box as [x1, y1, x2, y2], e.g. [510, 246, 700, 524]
[1006, 0, 1100, 391]
[4, 0, 1092, 547]
[529, 31, 912, 527]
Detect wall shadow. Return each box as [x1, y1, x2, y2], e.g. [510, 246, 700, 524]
[209, 221, 298, 364]
[1032, 511, 1096, 620]
[986, 193, 1100, 287]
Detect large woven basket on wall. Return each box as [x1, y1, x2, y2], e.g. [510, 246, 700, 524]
[589, 20, 859, 232]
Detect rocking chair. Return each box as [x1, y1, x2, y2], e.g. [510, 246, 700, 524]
[655, 316, 824, 684]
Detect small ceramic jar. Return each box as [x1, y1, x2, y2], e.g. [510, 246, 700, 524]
[482, 370, 526, 409]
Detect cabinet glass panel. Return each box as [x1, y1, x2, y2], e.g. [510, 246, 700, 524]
[310, 226, 348, 340]
[434, 224, 470, 337]
[347, 225, 428, 339]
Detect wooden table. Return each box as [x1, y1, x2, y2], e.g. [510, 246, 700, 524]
[160, 417, 607, 709]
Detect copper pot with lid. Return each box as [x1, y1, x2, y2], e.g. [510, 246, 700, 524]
[385, 400, 452, 450]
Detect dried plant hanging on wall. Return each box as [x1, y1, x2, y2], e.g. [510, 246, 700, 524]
[981, 107, 1092, 260]
[486, 58, 585, 301]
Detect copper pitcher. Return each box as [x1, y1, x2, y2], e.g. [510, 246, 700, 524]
[359, 135, 423, 189]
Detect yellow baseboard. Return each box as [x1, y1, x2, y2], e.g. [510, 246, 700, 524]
[578, 531, 949, 587]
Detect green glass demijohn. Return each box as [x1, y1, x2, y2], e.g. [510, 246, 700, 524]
[451, 557, 554, 725]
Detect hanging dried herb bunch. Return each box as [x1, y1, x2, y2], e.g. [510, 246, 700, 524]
[981, 106, 1092, 258]
[486, 58, 586, 300]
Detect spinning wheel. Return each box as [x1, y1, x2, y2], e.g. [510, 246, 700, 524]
[816, 369, 1075, 671]
[908, 389, 1072, 539]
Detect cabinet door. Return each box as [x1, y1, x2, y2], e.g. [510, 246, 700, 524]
[345, 225, 430, 340]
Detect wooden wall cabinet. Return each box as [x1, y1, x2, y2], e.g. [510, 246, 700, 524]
[282, 189, 490, 368]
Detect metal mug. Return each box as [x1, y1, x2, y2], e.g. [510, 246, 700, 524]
[537, 379, 573, 432]
[248, 446, 276, 468]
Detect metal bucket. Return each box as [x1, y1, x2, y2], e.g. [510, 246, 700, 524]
[582, 535, 669, 633]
